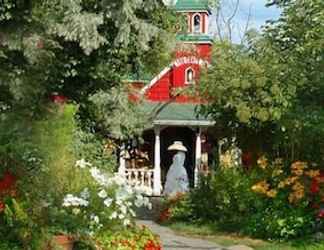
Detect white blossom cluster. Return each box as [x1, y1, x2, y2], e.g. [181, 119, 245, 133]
[62, 159, 152, 232]
[63, 194, 89, 207]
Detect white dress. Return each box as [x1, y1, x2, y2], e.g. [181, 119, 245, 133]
[163, 151, 189, 197]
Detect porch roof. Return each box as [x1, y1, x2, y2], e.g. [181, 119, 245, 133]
[142, 102, 215, 127]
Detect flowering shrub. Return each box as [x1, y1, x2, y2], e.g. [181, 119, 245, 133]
[246, 158, 323, 239]
[61, 159, 152, 236]
[158, 193, 193, 223]
[97, 225, 161, 250]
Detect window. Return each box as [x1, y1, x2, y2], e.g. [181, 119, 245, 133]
[186, 68, 195, 84]
[193, 14, 201, 33]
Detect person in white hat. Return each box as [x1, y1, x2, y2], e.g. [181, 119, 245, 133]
[163, 141, 189, 197]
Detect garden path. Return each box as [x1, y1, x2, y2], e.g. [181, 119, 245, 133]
[137, 220, 226, 250]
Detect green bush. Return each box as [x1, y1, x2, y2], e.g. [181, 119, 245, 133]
[169, 165, 317, 240]
[190, 168, 263, 231]
[244, 200, 314, 240]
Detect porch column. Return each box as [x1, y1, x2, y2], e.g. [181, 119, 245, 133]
[153, 127, 162, 196]
[118, 143, 126, 177]
[195, 128, 202, 187]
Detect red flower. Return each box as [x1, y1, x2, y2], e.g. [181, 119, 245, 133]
[318, 209, 324, 219]
[0, 201, 5, 213]
[242, 152, 253, 167]
[144, 240, 161, 250]
[50, 94, 68, 104]
[0, 171, 16, 193]
[158, 208, 171, 223]
[311, 179, 320, 194]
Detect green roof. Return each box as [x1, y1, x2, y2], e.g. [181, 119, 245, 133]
[176, 34, 213, 43]
[142, 102, 214, 126]
[174, 0, 210, 11]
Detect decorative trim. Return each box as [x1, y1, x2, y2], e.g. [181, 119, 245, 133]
[180, 40, 213, 44]
[176, 10, 210, 14]
[153, 119, 215, 127]
[140, 66, 172, 94]
[140, 57, 209, 95]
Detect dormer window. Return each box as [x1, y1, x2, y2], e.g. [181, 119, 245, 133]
[185, 68, 195, 84]
[193, 14, 201, 33]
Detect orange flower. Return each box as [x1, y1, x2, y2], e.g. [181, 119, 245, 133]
[266, 189, 278, 198]
[257, 156, 268, 169]
[305, 170, 320, 178]
[291, 161, 307, 176]
[251, 181, 270, 194]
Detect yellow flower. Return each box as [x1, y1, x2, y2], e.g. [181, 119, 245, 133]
[291, 161, 307, 172]
[266, 189, 278, 198]
[257, 156, 268, 169]
[305, 170, 320, 178]
[251, 181, 270, 194]
[273, 169, 284, 177]
[285, 176, 299, 185]
[278, 181, 286, 189]
[292, 182, 304, 192]
[274, 158, 284, 167]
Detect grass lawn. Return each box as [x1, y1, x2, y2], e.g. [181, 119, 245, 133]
[167, 222, 324, 250]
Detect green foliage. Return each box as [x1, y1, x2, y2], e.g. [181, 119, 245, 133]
[245, 201, 314, 240]
[0, 198, 50, 250]
[191, 169, 262, 230]
[89, 89, 149, 140]
[200, 41, 293, 123]
[169, 165, 318, 240]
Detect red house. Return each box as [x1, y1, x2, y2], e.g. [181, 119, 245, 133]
[119, 0, 215, 196]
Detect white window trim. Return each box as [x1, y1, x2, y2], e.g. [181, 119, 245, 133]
[205, 14, 209, 34]
[185, 67, 195, 85]
[192, 13, 202, 34]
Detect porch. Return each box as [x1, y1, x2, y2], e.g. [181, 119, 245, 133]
[118, 102, 215, 196]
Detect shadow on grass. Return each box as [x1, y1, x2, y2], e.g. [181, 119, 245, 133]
[161, 221, 324, 250]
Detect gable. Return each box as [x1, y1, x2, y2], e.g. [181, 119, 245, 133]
[141, 56, 209, 102]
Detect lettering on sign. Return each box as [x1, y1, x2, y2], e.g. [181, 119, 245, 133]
[174, 57, 207, 67]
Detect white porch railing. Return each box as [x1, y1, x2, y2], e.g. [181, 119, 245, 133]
[124, 168, 155, 195]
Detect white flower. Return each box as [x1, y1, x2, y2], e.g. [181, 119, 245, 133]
[104, 198, 113, 207]
[123, 219, 131, 226]
[143, 197, 150, 206]
[75, 159, 92, 169]
[90, 167, 108, 186]
[110, 211, 118, 219]
[90, 214, 100, 224]
[63, 194, 89, 207]
[134, 196, 143, 208]
[118, 213, 125, 219]
[120, 205, 127, 214]
[113, 174, 126, 186]
[98, 189, 107, 199]
[129, 209, 136, 217]
[116, 188, 130, 201]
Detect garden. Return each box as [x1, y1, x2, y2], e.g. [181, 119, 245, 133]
[1, 0, 324, 249]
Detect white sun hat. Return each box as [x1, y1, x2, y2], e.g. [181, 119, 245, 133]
[167, 141, 188, 152]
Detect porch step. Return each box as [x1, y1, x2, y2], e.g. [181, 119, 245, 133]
[136, 196, 165, 221]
